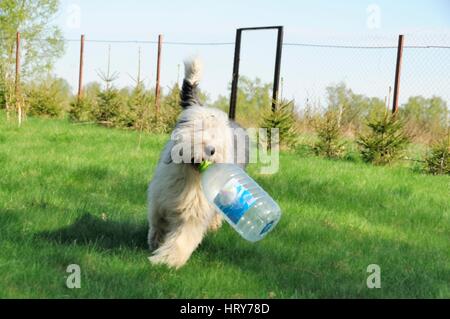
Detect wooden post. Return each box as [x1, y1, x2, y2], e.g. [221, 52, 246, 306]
[392, 35, 404, 114]
[155, 34, 163, 118]
[77, 34, 85, 100]
[15, 31, 22, 126]
[15, 32, 20, 95]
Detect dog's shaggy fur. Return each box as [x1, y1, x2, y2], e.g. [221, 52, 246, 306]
[147, 58, 247, 268]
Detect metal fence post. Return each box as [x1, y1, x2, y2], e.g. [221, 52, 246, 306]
[272, 27, 284, 111]
[392, 34, 404, 114]
[77, 34, 85, 100]
[155, 34, 163, 118]
[229, 29, 242, 120]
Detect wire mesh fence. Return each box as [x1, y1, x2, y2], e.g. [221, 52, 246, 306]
[401, 33, 450, 108]
[282, 33, 449, 110]
[2, 31, 450, 118]
[53, 36, 236, 100]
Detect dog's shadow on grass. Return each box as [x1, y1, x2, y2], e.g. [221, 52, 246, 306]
[37, 213, 292, 274]
[37, 213, 148, 251]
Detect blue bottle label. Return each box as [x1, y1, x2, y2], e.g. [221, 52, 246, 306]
[214, 178, 256, 224]
[259, 220, 275, 235]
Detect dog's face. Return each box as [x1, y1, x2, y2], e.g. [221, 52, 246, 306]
[167, 105, 234, 168]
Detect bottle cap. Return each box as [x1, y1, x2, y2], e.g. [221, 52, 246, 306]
[198, 160, 212, 173]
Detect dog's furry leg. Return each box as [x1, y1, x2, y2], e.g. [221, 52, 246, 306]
[147, 202, 167, 251]
[208, 212, 223, 232]
[148, 224, 164, 251]
[149, 217, 207, 269]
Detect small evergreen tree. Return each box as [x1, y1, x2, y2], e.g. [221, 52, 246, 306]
[357, 112, 410, 165]
[126, 81, 153, 147]
[125, 88, 140, 128]
[94, 46, 123, 127]
[313, 110, 346, 158]
[259, 100, 297, 150]
[159, 83, 181, 133]
[424, 135, 449, 175]
[69, 97, 94, 122]
[95, 87, 123, 127]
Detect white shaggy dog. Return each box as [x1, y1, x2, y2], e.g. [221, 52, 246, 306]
[147, 58, 248, 268]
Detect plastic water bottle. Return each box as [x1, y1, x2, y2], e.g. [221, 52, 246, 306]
[200, 162, 281, 242]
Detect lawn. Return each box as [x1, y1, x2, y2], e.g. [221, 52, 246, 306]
[0, 112, 449, 298]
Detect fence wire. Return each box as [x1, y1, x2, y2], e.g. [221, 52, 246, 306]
[2, 33, 449, 112]
[280, 33, 450, 114]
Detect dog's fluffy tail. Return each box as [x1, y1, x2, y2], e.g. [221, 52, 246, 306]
[180, 57, 202, 108]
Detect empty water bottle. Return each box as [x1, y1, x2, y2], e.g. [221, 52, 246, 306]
[199, 162, 281, 242]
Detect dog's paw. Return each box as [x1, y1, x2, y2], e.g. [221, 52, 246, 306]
[208, 213, 223, 232]
[148, 252, 187, 269]
[148, 254, 166, 267]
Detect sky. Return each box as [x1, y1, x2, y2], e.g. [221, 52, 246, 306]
[53, 0, 450, 107]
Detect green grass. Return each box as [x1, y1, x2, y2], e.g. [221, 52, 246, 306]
[0, 113, 449, 298]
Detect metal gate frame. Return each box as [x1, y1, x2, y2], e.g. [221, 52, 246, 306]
[229, 26, 284, 120]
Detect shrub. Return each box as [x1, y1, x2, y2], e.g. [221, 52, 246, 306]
[94, 87, 124, 127]
[157, 83, 181, 133]
[402, 96, 448, 144]
[69, 96, 96, 122]
[313, 111, 346, 158]
[122, 82, 150, 129]
[0, 78, 6, 109]
[357, 112, 410, 165]
[25, 77, 71, 118]
[259, 100, 298, 150]
[325, 83, 387, 133]
[94, 58, 124, 127]
[424, 136, 449, 175]
[0, 75, 15, 119]
[0, 63, 12, 111]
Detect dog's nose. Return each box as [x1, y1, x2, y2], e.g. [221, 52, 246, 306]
[205, 145, 215, 156]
